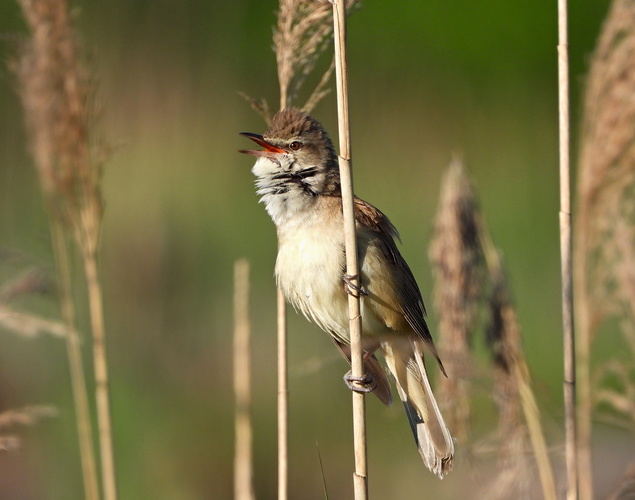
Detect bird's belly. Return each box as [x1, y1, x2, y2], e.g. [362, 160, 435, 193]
[275, 225, 351, 341]
[275, 225, 396, 343]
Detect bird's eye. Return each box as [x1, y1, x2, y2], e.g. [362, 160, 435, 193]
[289, 141, 302, 151]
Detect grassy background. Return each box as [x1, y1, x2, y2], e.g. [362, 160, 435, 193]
[1, 0, 632, 498]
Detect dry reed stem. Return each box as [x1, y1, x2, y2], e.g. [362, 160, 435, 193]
[575, 1, 635, 498]
[51, 226, 101, 500]
[276, 287, 288, 500]
[83, 242, 117, 500]
[331, 0, 367, 498]
[233, 260, 255, 500]
[11, 0, 114, 498]
[430, 158, 483, 446]
[557, 0, 578, 498]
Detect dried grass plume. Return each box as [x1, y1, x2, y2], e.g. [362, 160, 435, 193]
[430, 159, 556, 500]
[575, 1, 635, 497]
[241, 0, 361, 120]
[430, 158, 483, 445]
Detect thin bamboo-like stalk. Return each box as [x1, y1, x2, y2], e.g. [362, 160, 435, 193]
[233, 259, 255, 500]
[331, 1, 368, 499]
[277, 287, 288, 500]
[557, 0, 579, 498]
[277, 57, 289, 500]
[82, 246, 118, 500]
[51, 226, 101, 500]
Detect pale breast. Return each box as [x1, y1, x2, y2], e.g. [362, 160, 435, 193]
[276, 213, 352, 340]
[274, 205, 406, 344]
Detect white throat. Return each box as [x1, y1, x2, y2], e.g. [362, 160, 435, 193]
[251, 156, 324, 228]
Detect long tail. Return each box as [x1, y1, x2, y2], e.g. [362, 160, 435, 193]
[382, 338, 454, 478]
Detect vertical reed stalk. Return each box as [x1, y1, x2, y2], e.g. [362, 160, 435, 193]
[277, 51, 289, 500]
[51, 225, 100, 500]
[557, 0, 579, 498]
[331, 1, 367, 498]
[234, 259, 255, 500]
[277, 287, 288, 500]
[82, 244, 117, 500]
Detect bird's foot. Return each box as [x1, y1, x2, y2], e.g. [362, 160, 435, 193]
[343, 274, 368, 298]
[343, 370, 377, 394]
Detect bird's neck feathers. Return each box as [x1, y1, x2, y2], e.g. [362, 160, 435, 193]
[252, 155, 340, 228]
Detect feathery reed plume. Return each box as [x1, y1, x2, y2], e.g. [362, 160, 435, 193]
[430, 160, 555, 499]
[240, 0, 360, 119]
[430, 158, 483, 446]
[233, 259, 255, 500]
[276, 0, 335, 111]
[575, 1, 635, 498]
[238, 92, 274, 125]
[0, 405, 57, 451]
[11, 0, 113, 499]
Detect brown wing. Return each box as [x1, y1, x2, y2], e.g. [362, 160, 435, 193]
[354, 197, 446, 376]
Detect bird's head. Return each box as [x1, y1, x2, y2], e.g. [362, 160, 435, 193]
[240, 108, 340, 202]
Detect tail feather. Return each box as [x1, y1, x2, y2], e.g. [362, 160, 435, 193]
[383, 339, 454, 478]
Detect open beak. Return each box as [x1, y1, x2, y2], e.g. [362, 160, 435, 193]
[239, 132, 285, 156]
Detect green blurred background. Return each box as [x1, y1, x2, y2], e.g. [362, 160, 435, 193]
[1, 0, 632, 498]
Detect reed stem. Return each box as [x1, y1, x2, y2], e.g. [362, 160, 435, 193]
[277, 287, 288, 500]
[82, 247, 118, 500]
[51, 224, 100, 500]
[278, 48, 289, 500]
[233, 259, 255, 500]
[331, 1, 368, 498]
[557, 0, 579, 498]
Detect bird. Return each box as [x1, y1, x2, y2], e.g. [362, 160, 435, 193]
[240, 107, 454, 478]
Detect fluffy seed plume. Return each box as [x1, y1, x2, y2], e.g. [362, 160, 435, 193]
[430, 157, 484, 445]
[430, 159, 556, 499]
[575, 1, 635, 493]
[576, 0, 635, 332]
[11, 0, 104, 248]
[241, 0, 361, 121]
